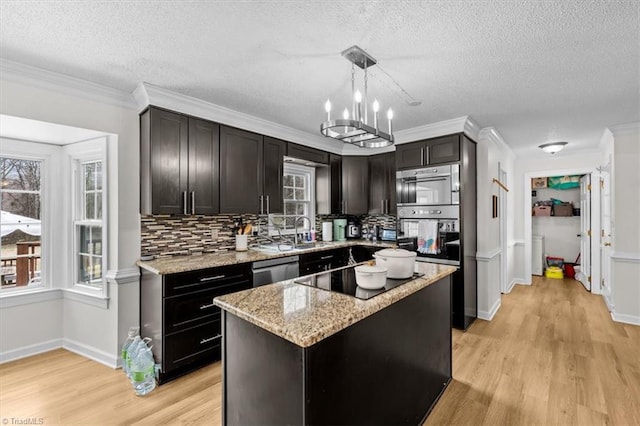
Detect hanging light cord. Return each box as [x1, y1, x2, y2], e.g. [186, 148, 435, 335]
[372, 63, 422, 106]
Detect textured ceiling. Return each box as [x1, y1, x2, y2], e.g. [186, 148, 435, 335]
[1, 0, 638, 156]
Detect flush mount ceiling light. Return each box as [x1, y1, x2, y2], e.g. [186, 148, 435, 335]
[320, 45, 394, 148]
[539, 141, 568, 154]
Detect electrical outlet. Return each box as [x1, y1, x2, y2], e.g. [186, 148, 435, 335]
[211, 229, 219, 239]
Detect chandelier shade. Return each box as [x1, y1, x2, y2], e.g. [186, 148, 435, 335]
[320, 45, 394, 148]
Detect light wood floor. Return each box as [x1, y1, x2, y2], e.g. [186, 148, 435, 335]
[1, 276, 639, 425]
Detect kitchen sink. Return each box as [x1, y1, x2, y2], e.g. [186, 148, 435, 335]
[251, 241, 330, 253]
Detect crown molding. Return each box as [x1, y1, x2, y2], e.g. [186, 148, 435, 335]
[463, 116, 482, 141]
[0, 59, 136, 110]
[608, 122, 640, 138]
[133, 82, 343, 154]
[478, 126, 516, 159]
[393, 116, 469, 144]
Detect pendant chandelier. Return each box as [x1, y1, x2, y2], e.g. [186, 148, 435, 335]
[320, 45, 394, 148]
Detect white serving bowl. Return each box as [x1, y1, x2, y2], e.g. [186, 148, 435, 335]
[373, 248, 417, 279]
[354, 265, 388, 290]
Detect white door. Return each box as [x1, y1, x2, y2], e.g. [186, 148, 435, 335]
[578, 174, 591, 291]
[600, 169, 612, 297]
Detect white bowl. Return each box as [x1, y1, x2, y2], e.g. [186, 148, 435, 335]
[373, 249, 417, 279]
[354, 265, 388, 290]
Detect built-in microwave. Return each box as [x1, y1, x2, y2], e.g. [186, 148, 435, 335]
[396, 164, 459, 206]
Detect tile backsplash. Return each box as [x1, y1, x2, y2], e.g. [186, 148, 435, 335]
[141, 213, 397, 258]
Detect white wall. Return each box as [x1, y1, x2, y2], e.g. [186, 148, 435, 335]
[476, 128, 515, 320]
[610, 124, 640, 325]
[0, 69, 141, 366]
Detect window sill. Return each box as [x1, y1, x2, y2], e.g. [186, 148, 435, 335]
[63, 288, 109, 308]
[0, 288, 62, 308]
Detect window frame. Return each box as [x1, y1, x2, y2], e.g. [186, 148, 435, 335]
[272, 163, 315, 236]
[0, 140, 55, 295]
[66, 139, 108, 298]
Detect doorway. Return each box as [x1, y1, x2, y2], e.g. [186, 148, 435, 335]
[499, 164, 508, 293]
[524, 168, 601, 292]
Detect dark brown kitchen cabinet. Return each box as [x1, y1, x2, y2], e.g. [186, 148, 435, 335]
[140, 263, 252, 384]
[299, 248, 349, 276]
[396, 134, 460, 169]
[219, 128, 285, 214]
[342, 156, 369, 215]
[263, 136, 287, 214]
[368, 152, 396, 215]
[140, 107, 219, 215]
[316, 153, 342, 215]
[287, 143, 329, 165]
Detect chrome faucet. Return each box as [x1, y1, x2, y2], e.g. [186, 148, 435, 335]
[294, 215, 311, 247]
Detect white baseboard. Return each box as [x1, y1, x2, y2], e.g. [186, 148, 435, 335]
[478, 297, 501, 321]
[513, 278, 531, 286]
[506, 278, 518, 293]
[63, 338, 118, 369]
[611, 312, 640, 326]
[0, 338, 62, 364]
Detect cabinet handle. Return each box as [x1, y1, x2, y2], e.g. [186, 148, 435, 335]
[200, 299, 216, 310]
[425, 146, 430, 165]
[259, 195, 264, 215]
[381, 200, 385, 213]
[420, 147, 425, 165]
[199, 275, 225, 282]
[200, 334, 222, 344]
[191, 191, 195, 215]
[320, 255, 333, 260]
[182, 191, 188, 215]
[266, 195, 270, 214]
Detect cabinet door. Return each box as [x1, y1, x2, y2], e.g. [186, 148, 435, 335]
[395, 141, 425, 170]
[342, 156, 369, 215]
[426, 134, 460, 165]
[147, 108, 189, 214]
[368, 154, 386, 214]
[188, 118, 219, 215]
[384, 152, 397, 214]
[219, 126, 263, 213]
[287, 143, 329, 164]
[330, 154, 343, 214]
[263, 137, 286, 214]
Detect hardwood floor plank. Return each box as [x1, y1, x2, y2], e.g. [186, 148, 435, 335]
[1, 276, 638, 425]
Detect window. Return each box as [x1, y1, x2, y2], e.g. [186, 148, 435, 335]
[75, 161, 103, 287]
[270, 163, 315, 234]
[0, 157, 43, 289]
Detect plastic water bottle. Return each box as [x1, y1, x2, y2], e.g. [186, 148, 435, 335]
[124, 335, 142, 378]
[121, 326, 140, 377]
[130, 340, 156, 396]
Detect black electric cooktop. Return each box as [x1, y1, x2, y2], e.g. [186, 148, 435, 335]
[294, 264, 424, 300]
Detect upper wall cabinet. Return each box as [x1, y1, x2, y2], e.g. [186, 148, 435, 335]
[395, 134, 460, 169]
[140, 107, 219, 215]
[219, 127, 285, 214]
[342, 156, 369, 215]
[368, 152, 396, 215]
[287, 143, 329, 165]
[316, 153, 342, 215]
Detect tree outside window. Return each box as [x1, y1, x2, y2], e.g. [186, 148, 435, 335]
[0, 157, 42, 288]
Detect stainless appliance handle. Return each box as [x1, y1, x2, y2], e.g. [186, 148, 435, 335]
[183, 191, 188, 215]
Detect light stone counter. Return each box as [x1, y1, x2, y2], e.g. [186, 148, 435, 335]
[136, 240, 395, 275]
[214, 262, 457, 347]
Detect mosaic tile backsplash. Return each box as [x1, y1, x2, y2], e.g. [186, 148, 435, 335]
[141, 213, 397, 258]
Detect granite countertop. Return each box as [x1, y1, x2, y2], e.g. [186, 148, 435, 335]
[137, 239, 395, 275]
[213, 262, 457, 348]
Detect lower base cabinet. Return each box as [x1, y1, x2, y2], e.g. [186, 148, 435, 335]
[140, 263, 251, 384]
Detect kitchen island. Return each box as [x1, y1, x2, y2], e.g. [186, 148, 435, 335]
[214, 262, 456, 425]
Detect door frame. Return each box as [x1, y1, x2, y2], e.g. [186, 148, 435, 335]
[499, 164, 508, 293]
[523, 167, 601, 293]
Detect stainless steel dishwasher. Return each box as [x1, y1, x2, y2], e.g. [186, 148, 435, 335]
[252, 255, 300, 287]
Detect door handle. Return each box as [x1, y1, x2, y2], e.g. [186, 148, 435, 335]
[604, 242, 611, 247]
